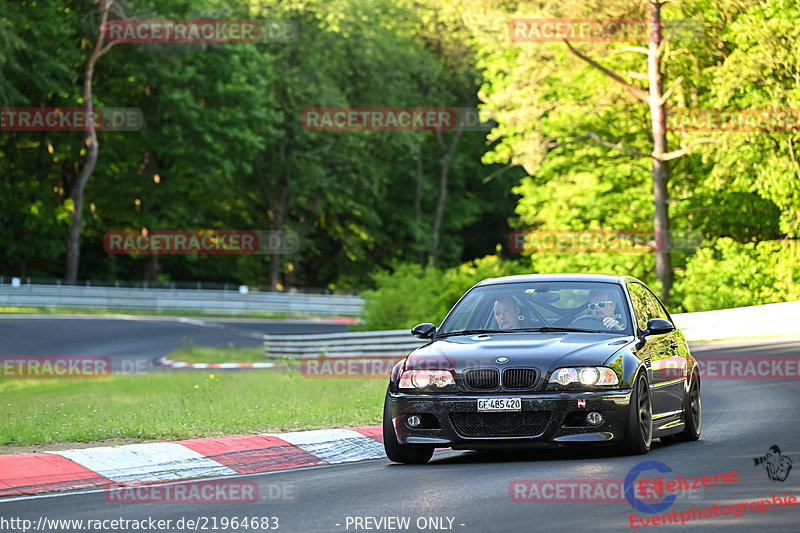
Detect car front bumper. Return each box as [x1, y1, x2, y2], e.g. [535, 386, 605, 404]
[388, 389, 632, 449]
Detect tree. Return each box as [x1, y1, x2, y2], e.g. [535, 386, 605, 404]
[698, 0, 800, 239]
[472, 0, 735, 302]
[65, 0, 117, 283]
[0, 0, 91, 278]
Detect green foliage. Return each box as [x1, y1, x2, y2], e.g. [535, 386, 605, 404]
[673, 239, 800, 312]
[696, 0, 800, 238]
[1, 0, 798, 313]
[470, 0, 798, 308]
[359, 263, 447, 330]
[358, 254, 530, 330]
[360, 238, 800, 327]
[0, 0, 515, 288]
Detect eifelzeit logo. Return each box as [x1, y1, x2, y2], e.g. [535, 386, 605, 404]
[753, 445, 793, 482]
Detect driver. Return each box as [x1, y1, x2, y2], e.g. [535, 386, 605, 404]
[493, 297, 521, 330]
[587, 289, 625, 331]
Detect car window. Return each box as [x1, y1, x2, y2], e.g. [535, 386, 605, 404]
[529, 300, 561, 322]
[627, 282, 668, 329]
[438, 281, 632, 335]
[627, 282, 648, 330]
[642, 285, 672, 321]
[446, 291, 484, 331]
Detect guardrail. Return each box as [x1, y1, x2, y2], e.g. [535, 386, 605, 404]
[0, 284, 364, 316]
[0, 276, 356, 294]
[263, 300, 800, 359]
[264, 329, 426, 359]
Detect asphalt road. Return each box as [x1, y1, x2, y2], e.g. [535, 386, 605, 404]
[0, 315, 348, 371]
[1, 339, 798, 532]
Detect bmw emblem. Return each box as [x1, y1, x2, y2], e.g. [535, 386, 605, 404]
[496, 357, 509, 364]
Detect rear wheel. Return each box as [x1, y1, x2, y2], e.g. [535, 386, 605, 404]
[673, 376, 701, 441]
[383, 390, 434, 464]
[619, 372, 652, 455]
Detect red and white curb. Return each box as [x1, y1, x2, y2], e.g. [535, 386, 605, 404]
[0, 426, 383, 497]
[155, 356, 276, 369]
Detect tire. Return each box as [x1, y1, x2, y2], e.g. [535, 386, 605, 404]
[619, 372, 652, 455]
[383, 390, 434, 464]
[672, 375, 701, 441]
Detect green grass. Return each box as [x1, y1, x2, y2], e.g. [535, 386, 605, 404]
[0, 371, 386, 446]
[166, 345, 267, 364]
[0, 305, 343, 320]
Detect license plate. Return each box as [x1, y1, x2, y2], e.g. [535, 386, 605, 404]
[477, 398, 521, 412]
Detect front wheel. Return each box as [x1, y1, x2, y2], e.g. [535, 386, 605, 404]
[619, 372, 652, 455]
[383, 390, 434, 464]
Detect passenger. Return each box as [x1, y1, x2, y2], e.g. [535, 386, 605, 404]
[493, 297, 521, 330]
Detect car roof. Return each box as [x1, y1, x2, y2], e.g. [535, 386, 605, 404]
[475, 273, 634, 287]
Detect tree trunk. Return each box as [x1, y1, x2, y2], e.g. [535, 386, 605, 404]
[269, 183, 291, 290]
[414, 145, 426, 266]
[563, 1, 689, 302]
[254, 146, 292, 291]
[143, 254, 159, 282]
[430, 127, 464, 266]
[285, 197, 318, 290]
[648, 1, 672, 302]
[65, 0, 114, 283]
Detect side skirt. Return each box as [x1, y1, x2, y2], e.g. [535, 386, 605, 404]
[652, 410, 684, 438]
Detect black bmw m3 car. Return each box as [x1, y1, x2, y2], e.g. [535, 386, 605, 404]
[383, 274, 701, 464]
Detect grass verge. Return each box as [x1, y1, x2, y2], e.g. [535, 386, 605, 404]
[166, 345, 267, 364]
[0, 371, 385, 446]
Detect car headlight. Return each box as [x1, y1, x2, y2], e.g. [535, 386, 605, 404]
[399, 369, 455, 390]
[548, 366, 619, 387]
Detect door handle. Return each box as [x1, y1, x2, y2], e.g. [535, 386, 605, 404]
[669, 341, 678, 349]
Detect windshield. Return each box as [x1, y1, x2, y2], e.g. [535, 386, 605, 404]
[437, 281, 633, 336]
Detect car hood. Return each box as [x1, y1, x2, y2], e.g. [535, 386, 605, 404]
[404, 332, 634, 372]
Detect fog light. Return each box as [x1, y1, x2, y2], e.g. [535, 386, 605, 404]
[586, 411, 604, 426]
[406, 415, 422, 428]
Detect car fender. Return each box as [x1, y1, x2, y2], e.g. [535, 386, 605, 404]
[603, 347, 649, 389]
[685, 354, 700, 394]
[388, 359, 404, 391]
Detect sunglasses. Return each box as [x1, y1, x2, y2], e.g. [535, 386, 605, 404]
[588, 301, 614, 310]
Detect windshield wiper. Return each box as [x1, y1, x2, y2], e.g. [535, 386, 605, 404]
[437, 329, 505, 338]
[515, 327, 604, 333]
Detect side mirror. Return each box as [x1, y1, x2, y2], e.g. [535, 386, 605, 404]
[411, 323, 437, 339]
[643, 318, 675, 337]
